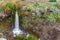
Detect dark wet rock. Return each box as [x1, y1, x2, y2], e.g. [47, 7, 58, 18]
[0, 9, 11, 20]
[4, 31, 14, 40]
[0, 12, 6, 20]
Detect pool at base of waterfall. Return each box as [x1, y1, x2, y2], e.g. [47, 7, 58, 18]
[0, 38, 7, 40]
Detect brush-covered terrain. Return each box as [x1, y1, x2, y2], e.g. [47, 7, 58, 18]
[0, 0, 60, 40]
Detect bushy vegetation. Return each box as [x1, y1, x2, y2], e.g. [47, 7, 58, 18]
[45, 13, 60, 22]
[22, 2, 60, 23]
[0, 1, 22, 14]
[14, 34, 38, 40]
[0, 6, 3, 12]
[49, 0, 56, 2]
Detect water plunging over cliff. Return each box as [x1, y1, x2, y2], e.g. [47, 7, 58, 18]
[13, 11, 23, 37]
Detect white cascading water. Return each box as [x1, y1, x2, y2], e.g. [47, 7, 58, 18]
[13, 11, 23, 37]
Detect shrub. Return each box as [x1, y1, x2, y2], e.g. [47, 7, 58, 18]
[27, 34, 38, 40]
[0, 6, 3, 12]
[1, 2, 16, 12]
[45, 12, 60, 23]
[49, 0, 56, 2]
[14, 34, 38, 40]
[14, 36, 27, 40]
[55, 3, 60, 9]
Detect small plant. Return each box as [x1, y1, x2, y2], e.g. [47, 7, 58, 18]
[27, 34, 38, 40]
[0, 6, 3, 12]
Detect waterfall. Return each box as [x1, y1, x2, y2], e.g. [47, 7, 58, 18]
[15, 11, 19, 29]
[13, 11, 23, 37]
